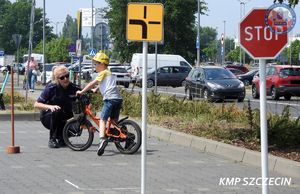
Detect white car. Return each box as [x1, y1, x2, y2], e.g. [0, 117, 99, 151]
[109, 66, 131, 88]
[38, 64, 57, 83]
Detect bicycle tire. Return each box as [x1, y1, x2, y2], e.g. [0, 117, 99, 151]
[63, 118, 94, 151]
[115, 119, 142, 154]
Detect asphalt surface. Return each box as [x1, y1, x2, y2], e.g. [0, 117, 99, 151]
[1, 121, 300, 194]
[1, 75, 300, 193]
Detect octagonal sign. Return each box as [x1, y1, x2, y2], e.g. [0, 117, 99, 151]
[239, 8, 288, 59]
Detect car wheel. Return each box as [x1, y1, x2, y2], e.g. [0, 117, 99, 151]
[271, 86, 279, 100]
[124, 83, 129, 88]
[243, 80, 250, 86]
[284, 95, 291, 101]
[185, 87, 193, 100]
[147, 79, 154, 88]
[238, 98, 244, 102]
[252, 85, 259, 99]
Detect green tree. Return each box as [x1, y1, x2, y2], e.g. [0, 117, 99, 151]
[62, 15, 78, 44]
[226, 47, 240, 62]
[0, 0, 54, 55]
[106, 0, 207, 64]
[34, 37, 71, 63]
[274, 0, 299, 6]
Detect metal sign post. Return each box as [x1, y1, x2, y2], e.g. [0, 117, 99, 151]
[240, 7, 290, 194]
[127, 3, 164, 194]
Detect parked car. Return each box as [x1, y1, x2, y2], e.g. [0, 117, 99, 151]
[136, 66, 191, 88]
[226, 68, 244, 76]
[13, 63, 26, 75]
[252, 65, 300, 100]
[38, 63, 57, 83]
[185, 66, 245, 102]
[237, 69, 259, 86]
[109, 66, 131, 88]
[225, 64, 249, 73]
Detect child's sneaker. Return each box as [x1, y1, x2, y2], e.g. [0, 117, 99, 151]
[97, 137, 108, 156]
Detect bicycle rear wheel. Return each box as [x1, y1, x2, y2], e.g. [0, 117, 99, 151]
[115, 119, 141, 154]
[63, 118, 94, 151]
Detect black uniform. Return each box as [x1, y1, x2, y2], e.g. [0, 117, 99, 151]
[37, 82, 80, 143]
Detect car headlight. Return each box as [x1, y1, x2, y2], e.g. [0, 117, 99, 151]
[238, 81, 245, 88]
[207, 82, 223, 90]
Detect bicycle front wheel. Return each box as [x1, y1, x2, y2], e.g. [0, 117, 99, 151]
[115, 119, 142, 154]
[63, 118, 94, 151]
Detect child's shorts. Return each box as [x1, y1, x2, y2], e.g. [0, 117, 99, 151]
[100, 99, 123, 121]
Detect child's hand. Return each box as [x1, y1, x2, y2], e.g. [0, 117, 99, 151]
[91, 88, 98, 93]
[76, 90, 83, 96]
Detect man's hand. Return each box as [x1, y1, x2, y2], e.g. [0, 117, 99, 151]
[48, 105, 61, 112]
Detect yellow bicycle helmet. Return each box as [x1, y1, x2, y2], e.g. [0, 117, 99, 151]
[92, 51, 109, 65]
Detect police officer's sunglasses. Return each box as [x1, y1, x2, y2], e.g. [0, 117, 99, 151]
[58, 73, 70, 80]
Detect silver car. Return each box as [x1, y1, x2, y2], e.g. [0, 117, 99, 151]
[109, 66, 131, 88]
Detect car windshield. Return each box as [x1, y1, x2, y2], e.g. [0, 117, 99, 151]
[244, 69, 258, 75]
[205, 68, 235, 80]
[280, 68, 300, 76]
[110, 67, 127, 73]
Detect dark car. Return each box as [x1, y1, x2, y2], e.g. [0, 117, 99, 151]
[136, 66, 191, 88]
[237, 69, 259, 86]
[225, 65, 249, 73]
[185, 66, 245, 102]
[252, 65, 300, 100]
[226, 68, 244, 76]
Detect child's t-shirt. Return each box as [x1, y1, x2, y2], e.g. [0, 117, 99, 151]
[95, 69, 122, 100]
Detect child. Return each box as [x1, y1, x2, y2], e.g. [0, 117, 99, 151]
[76, 52, 122, 156]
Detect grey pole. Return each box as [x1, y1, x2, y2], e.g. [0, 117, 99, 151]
[259, 59, 269, 194]
[26, 0, 35, 102]
[91, 0, 94, 49]
[197, 0, 200, 65]
[91, 0, 94, 73]
[154, 42, 158, 93]
[141, 41, 148, 194]
[223, 20, 226, 65]
[239, 1, 243, 66]
[42, 0, 46, 85]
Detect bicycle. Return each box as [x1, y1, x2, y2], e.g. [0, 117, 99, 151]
[62, 92, 142, 154]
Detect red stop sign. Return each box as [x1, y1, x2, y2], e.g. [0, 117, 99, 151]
[239, 8, 288, 59]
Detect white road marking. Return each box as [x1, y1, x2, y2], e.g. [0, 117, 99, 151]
[65, 179, 139, 191]
[90, 163, 103, 166]
[164, 188, 180, 192]
[197, 188, 210, 191]
[64, 164, 78, 167]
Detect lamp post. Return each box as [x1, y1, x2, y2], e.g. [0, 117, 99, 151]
[238, 0, 250, 65]
[42, 0, 46, 85]
[91, 0, 94, 50]
[223, 20, 226, 65]
[51, 21, 63, 35]
[196, 0, 201, 65]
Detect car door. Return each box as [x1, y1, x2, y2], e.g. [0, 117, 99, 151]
[266, 67, 276, 93]
[189, 69, 203, 98]
[157, 67, 171, 86]
[168, 67, 186, 86]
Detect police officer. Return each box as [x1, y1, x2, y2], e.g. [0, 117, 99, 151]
[34, 65, 80, 148]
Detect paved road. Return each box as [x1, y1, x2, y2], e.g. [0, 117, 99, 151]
[1, 121, 300, 194]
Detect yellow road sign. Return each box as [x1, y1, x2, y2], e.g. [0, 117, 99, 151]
[127, 3, 164, 42]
